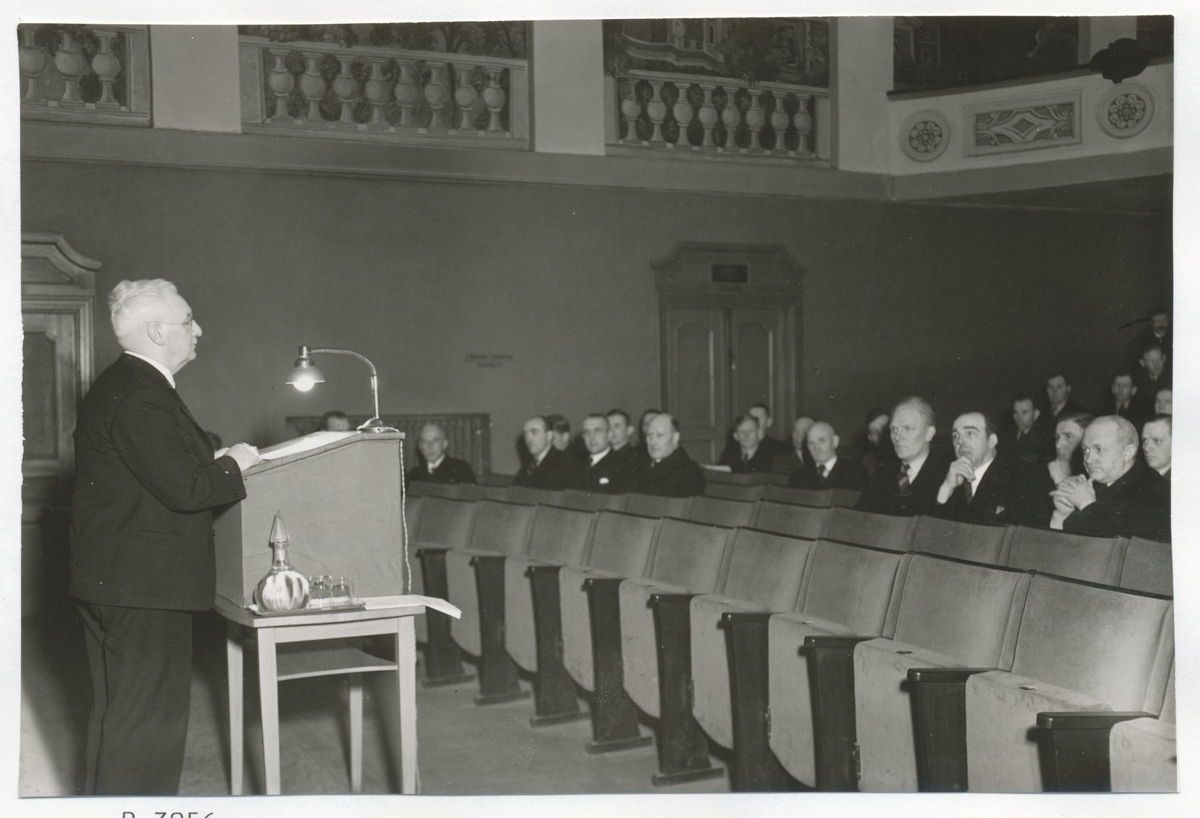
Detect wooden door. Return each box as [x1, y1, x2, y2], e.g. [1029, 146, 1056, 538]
[664, 307, 727, 464]
[730, 308, 787, 427]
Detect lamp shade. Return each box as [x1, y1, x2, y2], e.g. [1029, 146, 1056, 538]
[286, 346, 325, 392]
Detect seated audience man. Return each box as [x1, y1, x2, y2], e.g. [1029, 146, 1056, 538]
[1104, 370, 1146, 430]
[748, 403, 790, 459]
[513, 416, 581, 489]
[719, 414, 774, 473]
[998, 391, 1050, 469]
[932, 411, 1013, 524]
[1050, 415, 1170, 542]
[634, 409, 660, 461]
[1003, 411, 1091, 529]
[855, 408, 895, 478]
[770, 415, 815, 475]
[789, 421, 867, 490]
[856, 397, 950, 517]
[1042, 371, 1087, 422]
[1133, 342, 1171, 419]
[1155, 387, 1172, 415]
[1125, 305, 1171, 373]
[606, 408, 638, 464]
[321, 410, 353, 432]
[406, 422, 476, 485]
[577, 413, 631, 494]
[1142, 415, 1172, 480]
[545, 414, 572, 451]
[628, 413, 706, 497]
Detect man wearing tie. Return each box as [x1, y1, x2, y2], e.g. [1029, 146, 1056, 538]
[856, 397, 950, 516]
[513, 415, 581, 489]
[719, 414, 774, 473]
[933, 411, 1013, 524]
[406, 422, 476, 485]
[576, 413, 632, 493]
[789, 421, 867, 490]
[71, 279, 261, 795]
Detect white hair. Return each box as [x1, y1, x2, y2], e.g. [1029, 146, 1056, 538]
[109, 279, 179, 340]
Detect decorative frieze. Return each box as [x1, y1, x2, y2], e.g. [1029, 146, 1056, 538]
[965, 93, 1082, 156]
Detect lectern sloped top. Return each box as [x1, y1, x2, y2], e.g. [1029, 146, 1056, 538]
[214, 431, 408, 609]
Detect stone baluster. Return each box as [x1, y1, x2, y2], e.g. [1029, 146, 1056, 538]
[55, 30, 88, 105]
[90, 30, 121, 108]
[19, 27, 48, 102]
[697, 83, 718, 148]
[618, 78, 641, 144]
[745, 88, 766, 152]
[423, 61, 449, 132]
[299, 52, 326, 121]
[482, 68, 507, 134]
[267, 48, 295, 121]
[332, 55, 358, 124]
[453, 65, 478, 133]
[719, 84, 742, 150]
[645, 79, 668, 144]
[769, 92, 791, 155]
[363, 57, 389, 127]
[393, 60, 419, 128]
[671, 82, 695, 148]
[793, 95, 814, 155]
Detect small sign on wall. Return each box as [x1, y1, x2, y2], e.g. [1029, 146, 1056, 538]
[464, 353, 514, 369]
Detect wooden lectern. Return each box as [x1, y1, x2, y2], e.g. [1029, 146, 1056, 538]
[214, 431, 409, 603]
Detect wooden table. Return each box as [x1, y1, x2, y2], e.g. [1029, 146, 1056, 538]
[216, 594, 458, 795]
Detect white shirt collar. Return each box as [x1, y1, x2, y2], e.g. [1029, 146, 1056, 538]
[427, 455, 446, 472]
[741, 444, 759, 460]
[534, 447, 550, 466]
[124, 351, 176, 389]
[903, 451, 929, 480]
[590, 448, 611, 466]
[971, 456, 995, 491]
[817, 455, 838, 476]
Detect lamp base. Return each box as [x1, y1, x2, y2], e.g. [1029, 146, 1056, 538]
[358, 417, 399, 434]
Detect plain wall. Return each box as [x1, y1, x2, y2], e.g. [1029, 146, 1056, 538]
[21, 160, 1170, 473]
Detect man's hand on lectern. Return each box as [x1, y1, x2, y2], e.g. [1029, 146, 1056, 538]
[226, 443, 262, 471]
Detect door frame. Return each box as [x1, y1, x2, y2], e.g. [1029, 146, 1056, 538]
[654, 242, 805, 444]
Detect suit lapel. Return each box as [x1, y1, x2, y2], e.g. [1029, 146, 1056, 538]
[121, 354, 208, 445]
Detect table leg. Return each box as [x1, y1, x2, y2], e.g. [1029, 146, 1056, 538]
[256, 628, 281, 795]
[226, 621, 244, 796]
[349, 675, 363, 793]
[396, 616, 418, 794]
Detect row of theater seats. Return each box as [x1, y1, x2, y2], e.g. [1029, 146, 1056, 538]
[406, 478, 863, 509]
[402, 489, 1175, 794]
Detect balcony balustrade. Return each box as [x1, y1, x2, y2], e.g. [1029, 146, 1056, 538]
[239, 35, 529, 149]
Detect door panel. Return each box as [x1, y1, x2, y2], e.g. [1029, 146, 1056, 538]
[730, 309, 783, 422]
[665, 308, 726, 464]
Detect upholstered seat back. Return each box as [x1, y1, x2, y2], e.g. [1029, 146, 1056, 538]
[524, 505, 596, 564]
[559, 490, 627, 512]
[623, 493, 693, 519]
[911, 516, 1013, 565]
[822, 507, 918, 552]
[507, 486, 567, 506]
[752, 500, 829, 540]
[1121, 536, 1174, 597]
[685, 495, 758, 527]
[1005, 527, 1126, 585]
[719, 529, 814, 610]
[762, 485, 833, 507]
[413, 496, 476, 548]
[704, 482, 766, 501]
[797, 541, 910, 636]
[585, 511, 661, 576]
[476, 484, 511, 501]
[465, 499, 537, 555]
[407, 481, 467, 499]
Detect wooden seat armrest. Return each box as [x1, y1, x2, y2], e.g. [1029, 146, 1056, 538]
[650, 592, 696, 607]
[904, 667, 997, 792]
[906, 667, 995, 684]
[582, 575, 626, 591]
[469, 553, 506, 567]
[720, 610, 774, 628]
[416, 545, 449, 556]
[525, 563, 563, 578]
[803, 634, 875, 652]
[1036, 711, 1154, 792]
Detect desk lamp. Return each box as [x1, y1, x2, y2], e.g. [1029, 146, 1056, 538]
[286, 345, 398, 433]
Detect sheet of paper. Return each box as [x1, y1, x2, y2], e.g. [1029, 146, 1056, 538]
[258, 431, 358, 461]
[362, 595, 462, 618]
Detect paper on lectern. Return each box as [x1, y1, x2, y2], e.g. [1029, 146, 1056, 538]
[258, 431, 358, 461]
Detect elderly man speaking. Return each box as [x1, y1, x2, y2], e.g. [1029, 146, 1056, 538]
[70, 279, 261, 795]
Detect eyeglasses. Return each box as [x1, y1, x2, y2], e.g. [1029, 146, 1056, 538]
[156, 316, 194, 332]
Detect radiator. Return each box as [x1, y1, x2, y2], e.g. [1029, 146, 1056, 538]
[286, 413, 491, 476]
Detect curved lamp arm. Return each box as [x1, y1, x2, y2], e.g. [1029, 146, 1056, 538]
[289, 344, 397, 433]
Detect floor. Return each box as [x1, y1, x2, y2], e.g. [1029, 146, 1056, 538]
[20, 606, 731, 797]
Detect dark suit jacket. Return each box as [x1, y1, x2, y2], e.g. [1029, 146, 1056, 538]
[789, 456, 868, 491]
[770, 448, 807, 476]
[70, 354, 247, 611]
[931, 458, 1015, 525]
[406, 456, 476, 485]
[576, 449, 634, 494]
[855, 453, 951, 517]
[718, 443, 776, 474]
[997, 425, 1053, 470]
[628, 447, 706, 498]
[1102, 397, 1149, 432]
[1063, 461, 1171, 543]
[512, 445, 582, 490]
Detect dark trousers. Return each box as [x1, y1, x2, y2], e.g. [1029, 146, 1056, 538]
[76, 602, 194, 795]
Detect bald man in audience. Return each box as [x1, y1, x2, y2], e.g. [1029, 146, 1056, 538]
[576, 413, 632, 493]
[406, 423, 476, 485]
[771, 415, 815, 475]
[1142, 415, 1172, 480]
[628, 413, 705, 497]
[513, 416, 581, 489]
[932, 411, 1013, 524]
[719, 414, 774, 473]
[856, 397, 950, 517]
[789, 421, 867, 490]
[1050, 415, 1170, 542]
